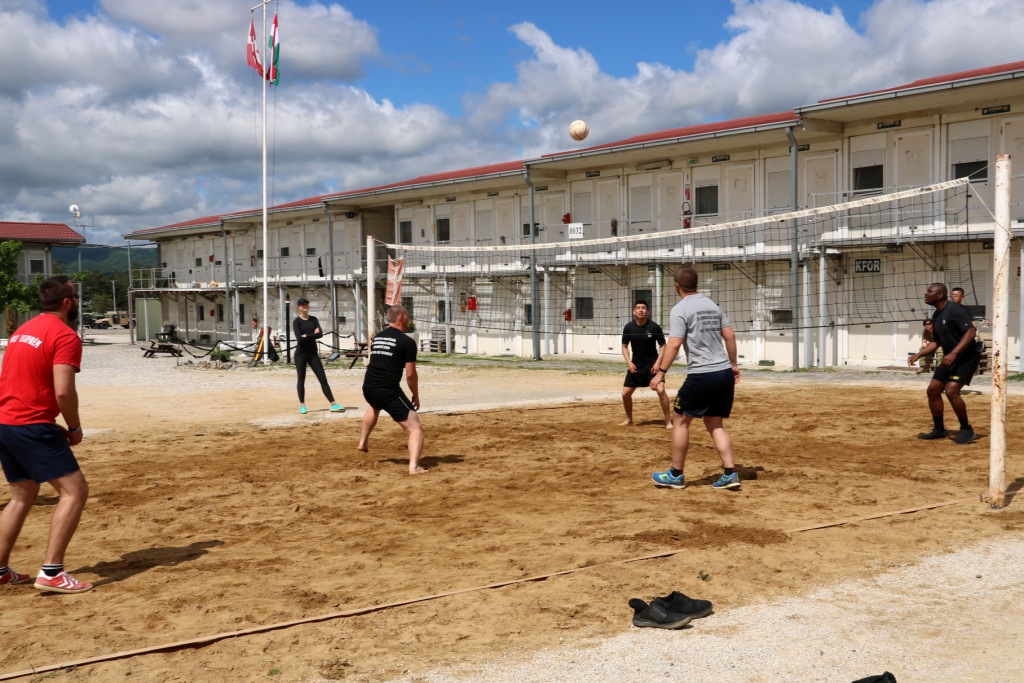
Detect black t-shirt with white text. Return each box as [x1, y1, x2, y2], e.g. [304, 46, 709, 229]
[621, 319, 666, 369]
[362, 326, 417, 390]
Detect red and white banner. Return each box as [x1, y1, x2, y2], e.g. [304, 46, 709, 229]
[384, 256, 404, 305]
[246, 18, 263, 77]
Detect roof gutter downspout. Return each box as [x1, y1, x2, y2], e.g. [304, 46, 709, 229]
[525, 166, 541, 360]
[220, 220, 233, 345]
[785, 126, 800, 370]
[323, 202, 338, 352]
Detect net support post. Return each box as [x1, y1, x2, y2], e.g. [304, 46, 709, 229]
[989, 154, 1010, 509]
[366, 236, 376, 344]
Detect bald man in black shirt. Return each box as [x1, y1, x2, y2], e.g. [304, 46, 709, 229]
[357, 305, 425, 474]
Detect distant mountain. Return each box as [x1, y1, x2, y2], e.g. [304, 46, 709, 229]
[52, 245, 158, 274]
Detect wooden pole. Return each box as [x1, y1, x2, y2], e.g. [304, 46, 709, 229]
[989, 154, 1010, 509]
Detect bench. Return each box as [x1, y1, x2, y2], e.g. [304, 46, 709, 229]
[344, 342, 368, 369]
[143, 341, 183, 358]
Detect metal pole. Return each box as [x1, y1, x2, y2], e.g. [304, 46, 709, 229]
[526, 168, 541, 360]
[989, 154, 1011, 509]
[366, 236, 376, 342]
[324, 202, 338, 351]
[818, 249, 827, 367]
[285, 295, 291, 364]
[786, 126, 800, 370]
[126, 238, 136, 344]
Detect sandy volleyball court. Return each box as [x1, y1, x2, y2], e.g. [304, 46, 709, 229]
[0, 340, 1021, 682]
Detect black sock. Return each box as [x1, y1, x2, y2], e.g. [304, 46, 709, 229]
[0, 566, 9, 577]
[960, 421, 972, 431]
[933, 417, 945, 431]
[670, 468, 683, 477]
[42, 564, 63, 578]
[724, 468, 735, 476]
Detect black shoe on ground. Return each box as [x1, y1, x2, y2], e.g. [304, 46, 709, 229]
[953, 428, 977, 445]
[628, 598, 692, 629]
[654, 591, 713, 619]
[917, 428, 949, 440]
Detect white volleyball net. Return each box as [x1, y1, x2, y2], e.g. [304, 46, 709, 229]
[371, 177, 999, 345]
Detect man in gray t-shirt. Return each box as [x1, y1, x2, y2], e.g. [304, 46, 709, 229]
[649, 266, 741, 491]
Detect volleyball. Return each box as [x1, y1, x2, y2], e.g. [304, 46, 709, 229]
[569, 120, 589, 141]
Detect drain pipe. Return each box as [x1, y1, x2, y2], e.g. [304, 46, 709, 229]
[323, 202, 339, 351]
[785, 126, 800, 370]
[525, 166, 541, 360]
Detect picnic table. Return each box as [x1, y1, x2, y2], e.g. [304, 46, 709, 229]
[142, 340, 183, 358]
[344, 342, 368, 368]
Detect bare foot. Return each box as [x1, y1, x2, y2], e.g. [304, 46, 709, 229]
[665, 422, 673, 430]
[409, 466, 427, 475]
[357, 442, 368, 452]
[618, 419, 633, 427]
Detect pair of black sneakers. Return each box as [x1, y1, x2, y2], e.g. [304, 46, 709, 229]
[628, 591, 713, 629]
[917, 427, 977, 444]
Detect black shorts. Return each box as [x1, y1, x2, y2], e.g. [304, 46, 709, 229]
[362, 385, 416, 422]
[624, 363, 658, 388]
[0, 423, 81, 484]
[933, 354, 981, 387]
[674, 368, 735, 418]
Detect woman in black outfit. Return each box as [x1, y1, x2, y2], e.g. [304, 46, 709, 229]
[293, 297, 343, 414]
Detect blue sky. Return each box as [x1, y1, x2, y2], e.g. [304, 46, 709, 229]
[0, 0, 1019, 243]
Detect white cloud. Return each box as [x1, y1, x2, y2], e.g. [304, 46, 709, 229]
[1, 0, 1023, 244]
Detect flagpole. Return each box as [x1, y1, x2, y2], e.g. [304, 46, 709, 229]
[252, 1, 272, 363]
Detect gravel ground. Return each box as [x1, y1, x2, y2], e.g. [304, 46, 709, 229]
[380, 537, 1024, 683]
[62, 333, 1024, 683]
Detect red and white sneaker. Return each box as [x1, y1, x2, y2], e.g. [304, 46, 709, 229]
[0, 570, 31, 585]
[34, 571, 93, 594]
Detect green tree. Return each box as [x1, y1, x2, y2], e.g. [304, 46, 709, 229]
[0, 241, 39, 336]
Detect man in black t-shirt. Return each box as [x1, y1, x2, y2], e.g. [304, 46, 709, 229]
[620, 300, 672, 429]
[907, 283, 980, 445]
[358, 305, 425, 474]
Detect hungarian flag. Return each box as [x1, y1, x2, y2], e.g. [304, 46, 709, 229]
[266, 12, 280, 85]
[246, 18, 263, 77]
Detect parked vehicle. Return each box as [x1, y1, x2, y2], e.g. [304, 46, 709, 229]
[91, 311, 130, 329]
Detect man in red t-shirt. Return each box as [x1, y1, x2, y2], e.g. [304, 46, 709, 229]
[0, 276, 92, 593]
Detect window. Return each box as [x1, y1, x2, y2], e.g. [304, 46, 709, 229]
[522, 222, 538, 237]
[256, 249, 264, 258]
[770, 309, 793, 326]
[195, 257, 202, 267]
[524, 303, 533, 327]
[29, 259, 44, 274]
[575, 297, 594, 320]
[695, 185, 718, 215]
[239, 304, 245, 322]
[852, 147, 885, 196]
[280, 247, 290, 257]
[436, 218, 451, 243]
[214, 260, 222, 266]
[399, 220, 412, 244]
[198, 306, 205, 321]
[401, 295, 414, 319]
[437, 299, 446, 323]
[952, 160, 988, 182]
[306, 247, 316, 256]
[853, 165, 884, 195]
[217, 303, 224, 323]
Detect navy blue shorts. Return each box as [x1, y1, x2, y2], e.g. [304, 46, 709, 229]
[674, 368, 735, 418]
[933, 354, 981, 387]
[362, 386, 416, 423]
[0, 423, 81, 484]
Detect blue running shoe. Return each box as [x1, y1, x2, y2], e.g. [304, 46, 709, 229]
[712, 472, 741, 490]
[652, 470, 685, 489]
[330, 403, 344, 413]
[299, 405, 307, 415]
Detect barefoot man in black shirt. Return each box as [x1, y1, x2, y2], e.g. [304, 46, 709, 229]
[620, 300, 672, 428]
[357, 305, 425, 474]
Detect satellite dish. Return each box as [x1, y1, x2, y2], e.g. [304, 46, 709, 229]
[69, 204, 80, 217]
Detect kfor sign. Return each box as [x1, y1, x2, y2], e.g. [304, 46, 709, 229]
[854, 258, 882, 274]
